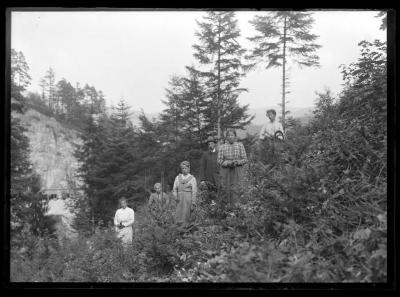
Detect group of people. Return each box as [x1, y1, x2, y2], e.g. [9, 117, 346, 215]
[113, 109, 285, 246]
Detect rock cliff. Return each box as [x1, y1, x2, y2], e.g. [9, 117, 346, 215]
[13, 108, 83, 239]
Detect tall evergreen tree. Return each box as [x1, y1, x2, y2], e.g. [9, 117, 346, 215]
[10, 50, 50, 243]
[160, 76, 186, 145]
[74, 113, 108, 231]
[190, 11, 253, 139]
[75, 99, 146, 226]
[56, 78, 76, 119]
[40, 67, 57, 110]
[247, 11, 321, 129]
[182, 67, 210, 144]
[11, 49, 31, 112]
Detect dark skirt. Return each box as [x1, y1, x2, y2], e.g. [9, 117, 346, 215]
[219, 165, 245, 207]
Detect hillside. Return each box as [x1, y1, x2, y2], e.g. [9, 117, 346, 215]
[13, 108, 81, 238]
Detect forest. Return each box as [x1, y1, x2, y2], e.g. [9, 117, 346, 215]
[9, 11, 387, 283]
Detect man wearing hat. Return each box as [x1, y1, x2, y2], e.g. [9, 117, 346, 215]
[199, 136, 220, 202]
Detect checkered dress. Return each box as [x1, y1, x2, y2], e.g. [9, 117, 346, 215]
[217, 141, 247, 166]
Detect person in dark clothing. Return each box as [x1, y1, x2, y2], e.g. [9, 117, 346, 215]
[199, 136, 220, 202]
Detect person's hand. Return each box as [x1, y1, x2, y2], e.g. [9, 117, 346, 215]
[118, 222, 124, 229]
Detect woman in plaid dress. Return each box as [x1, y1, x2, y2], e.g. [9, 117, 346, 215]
[217, 129, 248, 207]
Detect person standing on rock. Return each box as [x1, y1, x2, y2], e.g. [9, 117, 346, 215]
[114, 197, 135, 247]
[173, 161, 197, 225]
[199, 136, 220, 203]
[218, 129, 248, 209]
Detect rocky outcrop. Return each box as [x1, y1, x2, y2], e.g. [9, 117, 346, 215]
[13, 108, 83, 239]
[14, 109, 83, 193]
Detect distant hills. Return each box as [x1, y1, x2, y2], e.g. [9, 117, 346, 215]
[247, 106, 314, 126]
[107, 105, 314, 138]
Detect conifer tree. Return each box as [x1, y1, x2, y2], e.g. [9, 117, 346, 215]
[376, 11, 387, 31]
[75, 99, 145, 225]
[11, 49, 31, 112]
[56, 78, 76, 119]
[40, 67, 57, 110]
[247, 11, 321, 130]
[10, 50, 49, 242]
[74, 113, 108, 230]
[190, 11, 253, 139]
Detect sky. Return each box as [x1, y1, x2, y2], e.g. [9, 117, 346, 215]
[11, 10, 386, 113]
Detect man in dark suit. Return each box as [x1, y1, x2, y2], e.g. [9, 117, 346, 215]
[199, 136, 220, 202]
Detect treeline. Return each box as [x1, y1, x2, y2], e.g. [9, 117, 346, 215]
[72, 11, 321, 228]
[12, 49, 106, 131]
[10, 37, 388, 282]
[10, 11, 388, 282]
[10, 50, 56, 251]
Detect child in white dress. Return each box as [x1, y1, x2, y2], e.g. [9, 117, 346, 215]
[114, 197, 135, 246]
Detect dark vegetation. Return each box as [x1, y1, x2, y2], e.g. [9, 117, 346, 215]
[10, 12, 387, 282]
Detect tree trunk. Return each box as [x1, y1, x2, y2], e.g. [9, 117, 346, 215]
[217, 21, 222, 140]
[282, 15, 287, 131]
[196, 98, 202, 144]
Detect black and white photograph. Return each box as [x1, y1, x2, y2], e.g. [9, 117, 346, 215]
[7, 9, 391, 285]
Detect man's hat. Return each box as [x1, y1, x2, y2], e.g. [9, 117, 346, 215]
[205, 136, 216, 144]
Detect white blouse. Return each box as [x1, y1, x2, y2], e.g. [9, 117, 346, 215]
[259, 120, 285, 140]
[114, 207, 135, 228]
[173, 173, 197, 200]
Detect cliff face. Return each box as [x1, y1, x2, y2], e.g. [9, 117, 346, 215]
[13, 108, 83, 238]
[14, 109, 83, 192]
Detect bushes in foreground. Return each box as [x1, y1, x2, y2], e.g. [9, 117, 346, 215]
[10, 40, 387, 283]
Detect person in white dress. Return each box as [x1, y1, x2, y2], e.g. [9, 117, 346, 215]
[113, 197, 135, 246]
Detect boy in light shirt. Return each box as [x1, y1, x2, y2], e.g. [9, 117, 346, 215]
[258, 109, 285, 163]
[259, 109, 285, 140]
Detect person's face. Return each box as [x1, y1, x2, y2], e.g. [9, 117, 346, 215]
[121, 200, 127, 209]
[154, 184, 161, 193]
[267, 112, 276, 122]
[227, 132, 235, 144]
[208, 141, 216, 150]
[181, 166, 190, 175]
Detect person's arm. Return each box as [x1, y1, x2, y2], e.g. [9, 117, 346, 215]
[259, 124, 266, 140]
[114, 210, 119, 226]
[148, 193, 154, 206]
[218, 145, 229, 167]
[191, 177, 198, 205]
[123, 209, 135, 227]
[238, 143, 248, 165]
[164, 192, 170, 205]
[172, 176, 179, 199]
[217, 145, 224, 166]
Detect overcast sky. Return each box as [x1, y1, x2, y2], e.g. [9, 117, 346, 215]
[11, 10, 386, 113]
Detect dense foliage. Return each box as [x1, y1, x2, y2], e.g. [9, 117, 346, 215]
[10, 50, 54, 250]
[10, 12, 388, 283]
